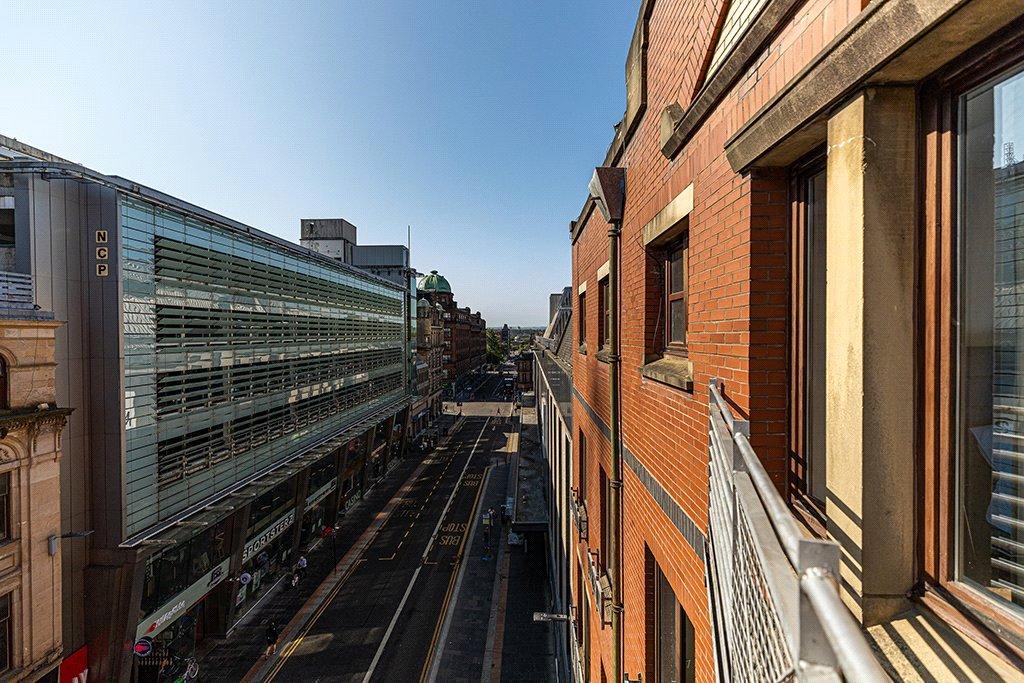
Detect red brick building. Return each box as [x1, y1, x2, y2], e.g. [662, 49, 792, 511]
[569, 1, 1024, 681]
[418, 270, 486, 386]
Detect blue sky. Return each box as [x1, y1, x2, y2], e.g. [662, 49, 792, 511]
[1, 1, 640, 326]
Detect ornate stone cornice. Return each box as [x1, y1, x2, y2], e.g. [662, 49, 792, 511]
[0, 407, 72, 437]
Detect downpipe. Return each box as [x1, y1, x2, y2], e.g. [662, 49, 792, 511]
[608, 219, 623, 683]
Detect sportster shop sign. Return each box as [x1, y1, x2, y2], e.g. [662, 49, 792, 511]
[135, 557, 231, 641]
[242, 510, 295, 563]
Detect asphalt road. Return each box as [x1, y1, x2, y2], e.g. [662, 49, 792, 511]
[267, 370, 514, 682]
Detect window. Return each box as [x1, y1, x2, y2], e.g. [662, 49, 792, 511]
[578, 430, 587, 504]
[578, 291, 587, 347]
[957, 63, 1024, 614]
[790, 159, 828, 510]
[0, 474, 9, 545]
[0, 208, 13, 249]
[664, 236, 689, 354]
[599, 467, 610, 569]
[645, 549, 695, 683]
[598, 277, 610, 349]
[0, 593, 9, 674]
[0, 357, 7, 411]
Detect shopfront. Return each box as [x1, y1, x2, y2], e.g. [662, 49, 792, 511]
[133, 518, 233, 680]
[300, 455, 338, 548]
[234, 480, 297, 615]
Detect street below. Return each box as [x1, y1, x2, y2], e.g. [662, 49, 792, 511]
[264, 370, 516, 682]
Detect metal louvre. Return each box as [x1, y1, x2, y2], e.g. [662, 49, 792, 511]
[154, 236, 402, 315]
[156, 372, 402, 486]
[155, 348, 402, 416]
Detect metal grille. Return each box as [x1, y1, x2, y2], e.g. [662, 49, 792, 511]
[729, 502, 795, 683]
[706, 379, 888, 682]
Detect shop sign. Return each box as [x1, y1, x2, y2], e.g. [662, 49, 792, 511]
[135, 557, 230, 641]
[305, 479, 337, 509]
[59, 645, 89, 683]
[242, 510, 295, 563]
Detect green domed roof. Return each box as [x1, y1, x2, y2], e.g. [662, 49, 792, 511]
[418, 270, 452, 293]
[417, 297, 430, 309]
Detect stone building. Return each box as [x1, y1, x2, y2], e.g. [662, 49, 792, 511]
[567, 1, 1024, 682]
[0, 273, 69, 681]
[417, 271, 486, 385]
[411, 295, 445, 436]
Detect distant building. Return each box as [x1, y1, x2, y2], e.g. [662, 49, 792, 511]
[417, 271, 486, 385]
[0, 275, 68, 680]
[532, 286, 574, 674]
[501, 323, 511, 351]
[412, 294, 445, 436]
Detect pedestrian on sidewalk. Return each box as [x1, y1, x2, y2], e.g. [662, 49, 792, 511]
[263, 620, 280, 658]
[296, 554, 308, 579]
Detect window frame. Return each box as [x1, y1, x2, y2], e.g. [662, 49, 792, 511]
[0, 473, 9, 546]
[578, 291, 587, 348]
[598, 277, 610, 350]
[0, 357, 7, 411]
[578, 429, 587, 504]
[920, 27, 1024, 646]
[0, 592, 9, 674]
[787, 152, 829, 527]
[663, 234, 689, 357]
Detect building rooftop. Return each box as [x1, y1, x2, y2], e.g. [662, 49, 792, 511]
[418, 269, 452, 293]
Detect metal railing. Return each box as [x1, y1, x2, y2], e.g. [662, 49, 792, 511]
[706, 379, 889, 682]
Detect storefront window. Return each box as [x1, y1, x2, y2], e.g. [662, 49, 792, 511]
[958, 63, 1024, 613]
[247, 479, 296, 537]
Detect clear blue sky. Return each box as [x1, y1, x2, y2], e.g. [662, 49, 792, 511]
[1, 1, 640, 326]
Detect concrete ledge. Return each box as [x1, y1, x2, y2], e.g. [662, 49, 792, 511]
[643, 183, 693, 246]
[639, 356, 693, 391]
[661, 0, 803, 159]
[595, 349, 612, 364]
[724, 0, 1024, 171]
[578, 343, 587, 356]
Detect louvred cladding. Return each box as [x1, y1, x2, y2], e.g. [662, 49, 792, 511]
[704, 0, 771, 80]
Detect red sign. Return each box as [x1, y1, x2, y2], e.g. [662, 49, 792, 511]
[59, 645, 89, 683]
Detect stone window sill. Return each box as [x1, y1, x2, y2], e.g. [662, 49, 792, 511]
[578, 343, 587, 356]
[640, 356, 693, 391]
[595, 348, 612, 364]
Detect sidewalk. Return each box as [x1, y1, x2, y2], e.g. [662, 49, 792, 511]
[197, 416, 458, 682]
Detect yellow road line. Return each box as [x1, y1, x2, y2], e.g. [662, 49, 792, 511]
[420, 463, 494, 683]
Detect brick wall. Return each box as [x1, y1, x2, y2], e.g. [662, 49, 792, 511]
[568, 0, 866, 680]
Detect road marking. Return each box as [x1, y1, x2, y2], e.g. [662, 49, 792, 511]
[359, 417, 492, 683]
[421, 417, 492, 561]
[362, 565, 422, 683]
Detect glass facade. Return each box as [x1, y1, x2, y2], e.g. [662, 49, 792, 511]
[958, 64, 1024, 613]
[121, 196, 407, 535]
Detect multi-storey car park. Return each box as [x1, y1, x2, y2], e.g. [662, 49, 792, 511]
[0, 135, 415, 681]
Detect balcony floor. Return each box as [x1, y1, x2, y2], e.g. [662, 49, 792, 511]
[868, 606, 1021, 682]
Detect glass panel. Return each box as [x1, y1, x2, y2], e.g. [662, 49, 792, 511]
[806, 169, 828, 502]
[958, 65, 1024, 612]
[669, 246, 684, 294]
[658, 569, 680, 683]
[670, 299, 687, 344]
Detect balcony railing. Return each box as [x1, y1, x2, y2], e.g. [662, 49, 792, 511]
[706, 379, 889, 682]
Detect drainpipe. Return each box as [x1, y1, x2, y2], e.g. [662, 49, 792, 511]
[589, 167, 626, 683]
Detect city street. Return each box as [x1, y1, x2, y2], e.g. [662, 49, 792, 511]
[264, 371, 515, 682]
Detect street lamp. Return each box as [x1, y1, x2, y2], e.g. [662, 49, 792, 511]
[48, 529, 94, 556]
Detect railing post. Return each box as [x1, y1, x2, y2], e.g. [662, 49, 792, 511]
[796, 538, 841, 674]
